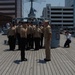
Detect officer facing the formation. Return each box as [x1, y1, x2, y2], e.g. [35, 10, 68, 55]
[43, 20, 52, 62]
[16, 21, 22, 50]
[7, 23, 16, 50]
[20, 22, 27, 61]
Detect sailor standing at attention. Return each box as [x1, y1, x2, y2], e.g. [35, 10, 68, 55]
[7, 22, 16, 51]
[20, 22, 27, 61]
[43, 20, 52, 62]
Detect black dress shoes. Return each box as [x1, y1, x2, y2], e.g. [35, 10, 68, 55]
[44, 58, 51, 62]
[21, 58, 27, 61]
[24, 58, 27, 61]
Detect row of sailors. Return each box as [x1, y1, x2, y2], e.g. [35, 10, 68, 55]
[7, 22, 44, 51]
[7, 21, 52, 61]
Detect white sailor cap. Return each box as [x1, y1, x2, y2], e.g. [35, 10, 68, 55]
[44, 20, 49, 23]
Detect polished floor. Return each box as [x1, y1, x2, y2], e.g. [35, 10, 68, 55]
[0, 34, 75, 75]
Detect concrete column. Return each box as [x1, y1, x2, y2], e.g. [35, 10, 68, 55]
[73, 0, 75, 36]
[16, 0, 22, 18]
[74, 0, 75, 26]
